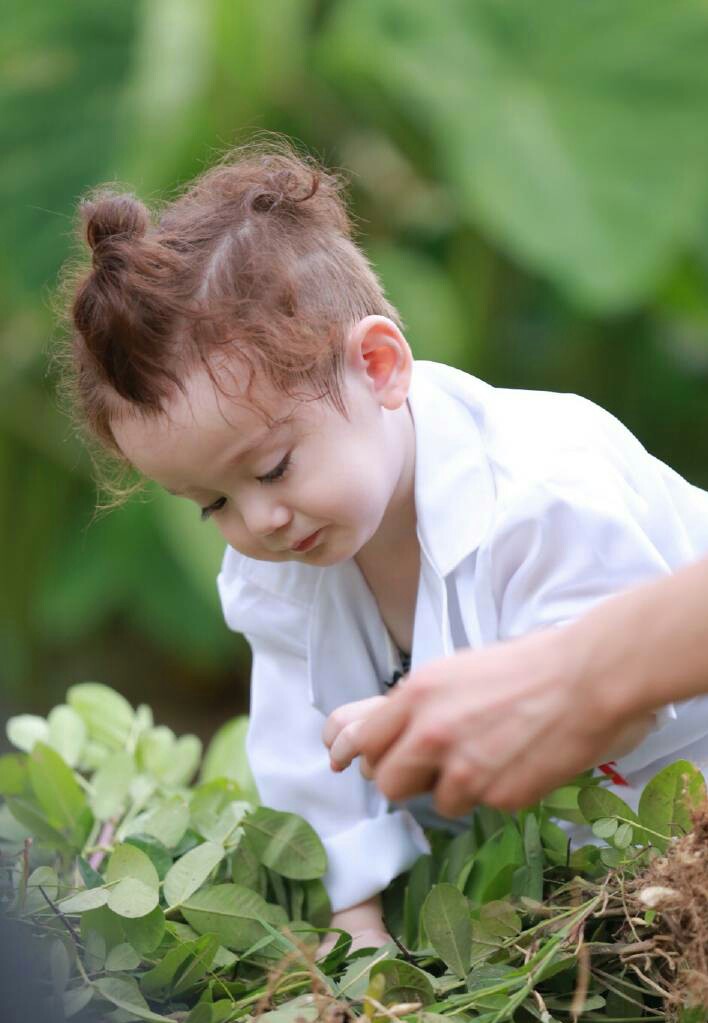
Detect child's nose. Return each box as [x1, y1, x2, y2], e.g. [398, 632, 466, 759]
[243, 497, 291, 540]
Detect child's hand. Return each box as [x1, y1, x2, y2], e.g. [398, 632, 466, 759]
[322, 695, 387, 772]
[325, 624, 659, 817]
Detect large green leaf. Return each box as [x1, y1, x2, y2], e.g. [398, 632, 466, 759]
[94, 976, 169, 1022]
[200, 715, 258, 801]
[638, 760, 707, 851]
[243, 807, 327, 880]
[163, 840, 225, 907]
[67, 683, 135, 751]
[319, 0, 708, 310]
[91, 751, 136, 821]
[182, 882, 284, 951]
[421, 883, 471, 979]
[122, 905, 166, 956]
[27, 742, 88, 835]
[47, 705, 86, 768]
[139, 795, 190, 848]
[368, 959, 435, 1008]
[105, 843, 160, 919]
[577, 787, 640, 826]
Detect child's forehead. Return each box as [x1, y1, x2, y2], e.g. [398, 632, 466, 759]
[110, 360, 319, 470]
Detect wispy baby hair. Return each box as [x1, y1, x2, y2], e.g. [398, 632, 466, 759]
[58, 137, 400, 491]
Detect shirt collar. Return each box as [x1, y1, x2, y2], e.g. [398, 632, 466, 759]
[408, 361, 496, 577]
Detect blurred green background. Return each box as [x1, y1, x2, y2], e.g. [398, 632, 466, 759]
[3, 0, 708, 739]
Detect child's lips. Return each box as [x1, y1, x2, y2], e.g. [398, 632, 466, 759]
[291, 528, 323, 553]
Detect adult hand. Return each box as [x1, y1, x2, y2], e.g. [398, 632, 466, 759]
[324, 624, 653, 816]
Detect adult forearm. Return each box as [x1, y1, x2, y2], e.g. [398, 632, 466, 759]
[567, 557, 708, 722]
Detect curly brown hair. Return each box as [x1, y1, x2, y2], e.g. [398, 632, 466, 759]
[57, 138, 400, 498]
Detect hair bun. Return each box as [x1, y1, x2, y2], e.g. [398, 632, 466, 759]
[81, 192, 150, 254]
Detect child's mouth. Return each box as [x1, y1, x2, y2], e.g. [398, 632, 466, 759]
[291, 528, 323, 553]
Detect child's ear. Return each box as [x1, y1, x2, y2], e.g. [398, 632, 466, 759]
[346, 315, 412, 410]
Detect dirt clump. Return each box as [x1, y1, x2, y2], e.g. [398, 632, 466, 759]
[631, 803, 708, 1011]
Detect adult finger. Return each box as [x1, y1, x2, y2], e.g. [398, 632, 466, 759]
[371, 727, 444, 802]
[432, 753, 488, 819]
[354, 688, 415, 768]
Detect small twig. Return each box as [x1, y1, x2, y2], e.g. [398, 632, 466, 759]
[365, 996, 421, 1022]
[628, 963, 672, 1000]
[570, 931, 590, 1022]
[389, 932, 416, 963]
[38, 886, 91, 987]
[88, 818, 117, 871]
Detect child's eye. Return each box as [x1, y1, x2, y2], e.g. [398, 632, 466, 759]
[256, 452, 292, 485]
[200, 496, 227, 522]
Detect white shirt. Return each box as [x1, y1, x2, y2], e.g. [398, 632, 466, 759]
[217, 361, 708, 911]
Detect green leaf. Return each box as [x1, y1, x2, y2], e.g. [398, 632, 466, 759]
[243, 807, 327, 880]
[67, 683, 135, 751]
[577, 786, 640, 826]
[124, 834, 173, 881]
[638, 759, 706, 851]
[421, 883, 471, 978]
[27, 742, 88, 833]
[63, 986, 94, 1019]
[122, 905, 166, 955]
[164, 840, 225, 907]
[368, 958, 435, 1008]
[78, 857, 105, 890]
[182, 882, 283, 951]
[0, 753, 27, 796]
[6, 714, 49, 753]
[514, 813, 544, 902]
[404, 854, 434, 947]
[172, 933, 221, 996]
[81, 906, 126, 954]
[6, 797, 73, 853]
[201, 715, 258, 801]
[106, 942, 142, 971]
[613, 822, 634, 849]
[59, 886, 110, 914]
[91, 751, 136, 821]
[105, 843, 160, 918]
[320, 0, 708, 311]
[138, 726, 202, 787]
[94, 976, 169, 1021]
[139, 795, 190, 848]
[140, 942, 194, 998]
[542, 785, 586, 825]
[22, 865, 59, 915]
[303, 877, 331, 928]
[591, 817, 619, 840]
[190, 780, 250, 845]
[47, 705, 86, 768]
[230, 834, 264, 891]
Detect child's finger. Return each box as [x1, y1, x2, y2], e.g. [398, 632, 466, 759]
[329, 719, 365, 771]
[322, 696, 386, 750]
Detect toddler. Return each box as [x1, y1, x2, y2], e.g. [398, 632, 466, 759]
[62, 143, 708, 952]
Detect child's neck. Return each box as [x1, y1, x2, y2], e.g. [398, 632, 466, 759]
[354, 402, 419, 653]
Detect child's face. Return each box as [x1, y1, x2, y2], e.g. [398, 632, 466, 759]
[110, 318, 414, 567]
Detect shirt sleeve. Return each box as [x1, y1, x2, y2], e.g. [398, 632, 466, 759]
[245, 631, 429, 913]
[487, 474, 704, 771]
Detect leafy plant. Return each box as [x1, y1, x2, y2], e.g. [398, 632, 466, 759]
[2, 683, 707, 1022]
